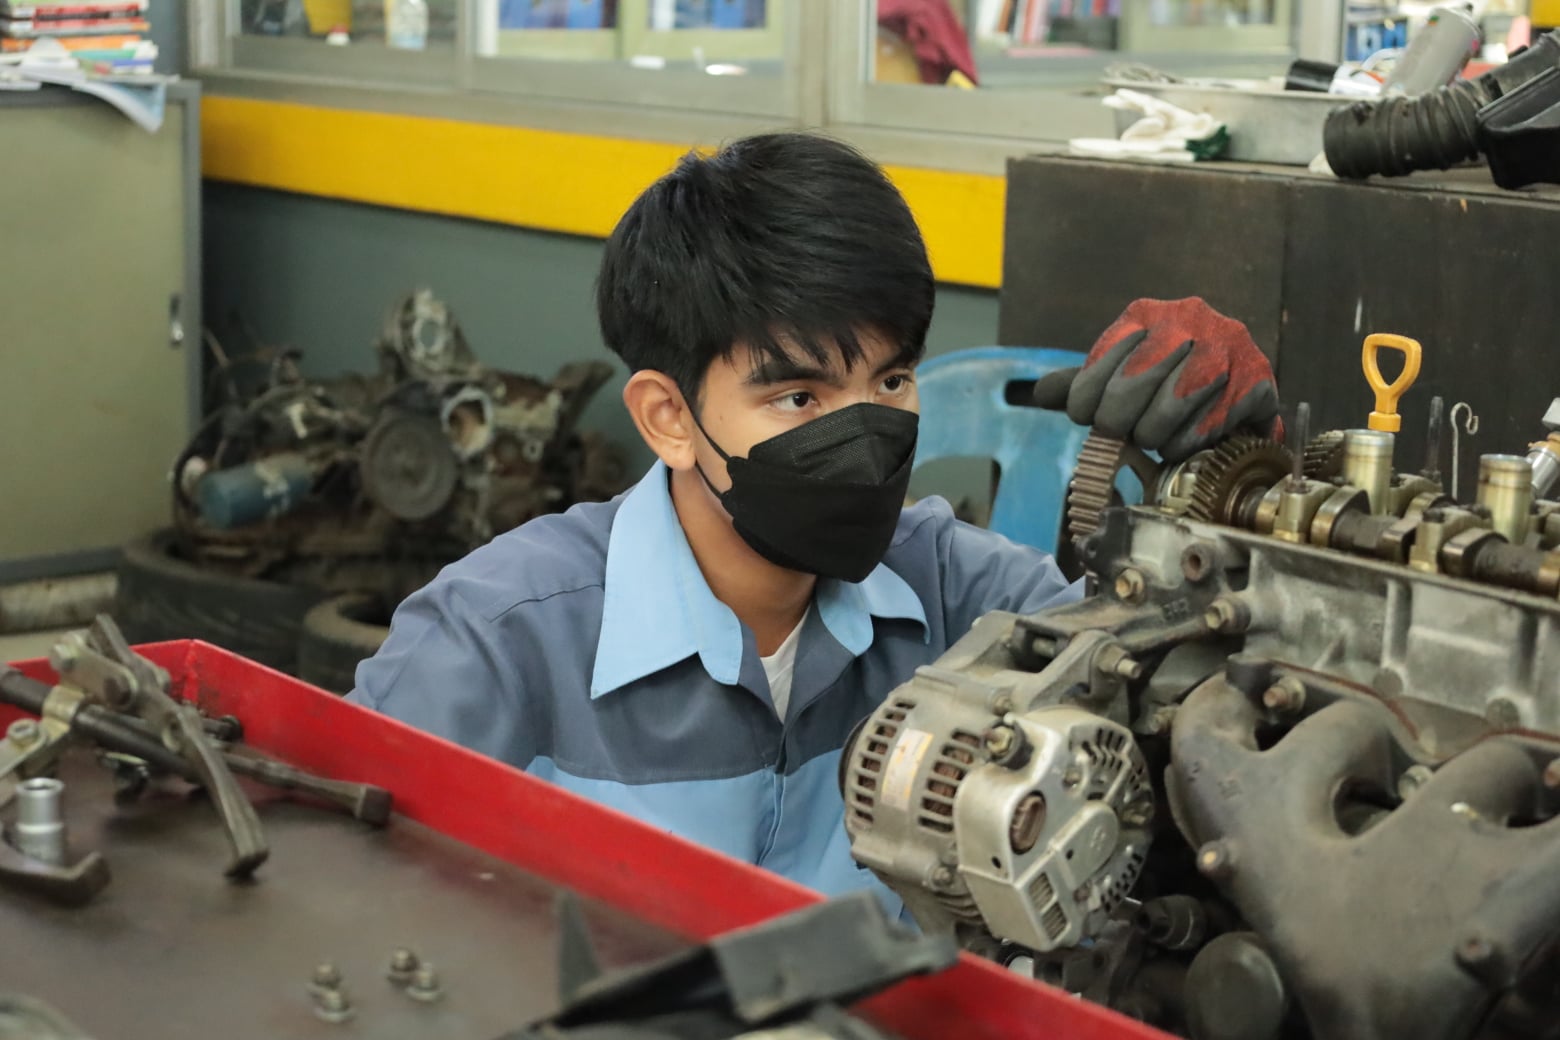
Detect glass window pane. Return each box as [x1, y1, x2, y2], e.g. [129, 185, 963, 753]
[238, 0, 458, 48]
[475, 0, 782, 70]
[869, 0, 1296, 91]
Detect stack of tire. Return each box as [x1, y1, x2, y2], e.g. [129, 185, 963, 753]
[114, 531, 391, 694]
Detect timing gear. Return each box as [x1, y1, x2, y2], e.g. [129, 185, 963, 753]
[1061, 433, 1162, 550]
[1302, 431, 1347, 481]
[1184, 436, 1295, 527]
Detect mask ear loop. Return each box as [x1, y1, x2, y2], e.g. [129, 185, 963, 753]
[685, 399, 734, 499]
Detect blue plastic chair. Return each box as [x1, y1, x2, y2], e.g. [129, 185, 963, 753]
[912, 346, 1090, 554]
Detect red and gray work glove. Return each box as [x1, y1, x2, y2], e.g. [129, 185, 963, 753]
[1032, 297, 1283, 463]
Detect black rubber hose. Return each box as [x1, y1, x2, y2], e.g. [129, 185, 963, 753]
[1325, 30, 1560, 180]
[1324, 79, 1490, 178]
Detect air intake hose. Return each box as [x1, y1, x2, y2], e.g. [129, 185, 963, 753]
[1324, 30, 1560, 179]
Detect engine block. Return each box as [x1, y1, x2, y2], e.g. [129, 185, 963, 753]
[844, 372, 1560, 1040]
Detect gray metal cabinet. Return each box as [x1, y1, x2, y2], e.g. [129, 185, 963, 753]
[0, 82, 200, 581]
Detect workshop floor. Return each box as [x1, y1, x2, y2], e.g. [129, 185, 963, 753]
[0, 628, 73, 665]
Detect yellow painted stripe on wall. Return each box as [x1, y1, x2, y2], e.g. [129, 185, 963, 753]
[201, 95, 1005, 289]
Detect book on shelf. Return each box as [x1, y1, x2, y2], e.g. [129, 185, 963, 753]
[0, 17, 149, 37]
[0, 1, 146, 16]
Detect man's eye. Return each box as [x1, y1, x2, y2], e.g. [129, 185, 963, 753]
[775, 391, 815, 412]
[882, 374, 911, 393]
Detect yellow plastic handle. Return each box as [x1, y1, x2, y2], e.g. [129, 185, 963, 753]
[1361, 334, 1422, 433]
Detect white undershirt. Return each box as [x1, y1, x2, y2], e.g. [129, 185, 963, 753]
[760, 610, 807, 722]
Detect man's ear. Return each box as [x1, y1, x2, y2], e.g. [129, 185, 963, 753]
[623, 370, 697, 471]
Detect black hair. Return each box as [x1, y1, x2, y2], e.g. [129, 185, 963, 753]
[596, 132, 934, 405]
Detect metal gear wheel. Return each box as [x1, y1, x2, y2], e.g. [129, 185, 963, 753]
[1062, 433, 1163, 551]
[1303, 431, 1347, 481]
[1184, 436, 1295, 528]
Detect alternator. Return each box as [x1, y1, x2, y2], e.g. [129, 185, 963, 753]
[844, 685, 1152, 953]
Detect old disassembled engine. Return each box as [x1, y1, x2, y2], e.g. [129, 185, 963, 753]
[844, 334, 1560, 1040]
[172, 289, 625, 597]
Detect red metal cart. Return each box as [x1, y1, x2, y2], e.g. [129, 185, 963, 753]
[3, 640, 1166, 1040]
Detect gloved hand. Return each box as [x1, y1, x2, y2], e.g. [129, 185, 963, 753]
[1032, 297, 1282, 463]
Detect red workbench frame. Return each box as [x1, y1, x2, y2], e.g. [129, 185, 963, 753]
[6, 640, 1166, 1040]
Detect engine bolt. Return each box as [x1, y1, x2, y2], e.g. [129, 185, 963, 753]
[1457, 936, 1493, 968]
[1095, 645, 1144, 681]
[1196, 841, 1235, 881]
[1073, 885, 1090, 904]
[1484, 698, 1521, 729]
[931, 865, 956, 888]
[311, 962, 342, 991]
[1261, 678, 1306, 714]
[983, 726, 1015, 758]
[1397, 765, 1435, 800]
[1114, 569, 1147, 604]
[1544, 759, 1560, 790]
[387, 947, 419, 986]
[311, 987, 354, 1024]
[1204, 598, 1249, 634]
[406, 963, 444, 1003]
[6, 719, 39, 746]
[1062, 767, 1083, 790]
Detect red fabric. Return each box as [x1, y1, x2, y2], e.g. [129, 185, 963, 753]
[1088, 297, 1283, 442]
[877, 0, 980, 86]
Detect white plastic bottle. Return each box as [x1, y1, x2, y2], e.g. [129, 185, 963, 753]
[385, 0, 429, 51]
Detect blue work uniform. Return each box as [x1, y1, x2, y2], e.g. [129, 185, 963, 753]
[348, 461, 1078, 910]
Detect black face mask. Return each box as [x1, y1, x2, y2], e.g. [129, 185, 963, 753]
[693, 403, 919, 584]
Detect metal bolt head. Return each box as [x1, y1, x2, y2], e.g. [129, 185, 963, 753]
[1484, 698, 1521, 730]
[6, 719, 39, 746]
[931, 865, 956, 888]
[1062, 767, 1083, 790]
[1261, 679, 1306, 714]
[1397, 765, 1435, 801]
[387, 947, 420, 984]
[311, 987, 354, 1024]
[1204, 598, 1246, 634]
[311, 963, 342, 991]
[1544, 759, 1560, 791]
[1073, 884, 1091, 904]
[1457, 936, 1493, 967]
[983, 726, 1015, 758]
[1196, 841, 1235, 881]
[406, 963, 443, 1003]
[1114, 568, 1147, 604]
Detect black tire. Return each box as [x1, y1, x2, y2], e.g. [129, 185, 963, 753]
[113, 529, 324, 673]
[297, 592, 391, 695]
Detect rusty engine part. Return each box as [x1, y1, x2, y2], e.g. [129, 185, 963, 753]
[844, 335, 1560, 1040]
[171, 289, 628, 601]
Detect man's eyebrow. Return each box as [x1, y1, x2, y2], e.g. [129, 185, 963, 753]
[745, 356, 844, 388]
[873, 346, 920, 376]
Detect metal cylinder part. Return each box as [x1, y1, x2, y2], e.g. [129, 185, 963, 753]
[1529, 440, 1560, 499]
[1342, 430, 1395, 514]
[14, 777, 66, 865]
[1478, 454, 1535, 545]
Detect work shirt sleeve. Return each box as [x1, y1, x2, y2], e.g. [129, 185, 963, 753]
[345, 582, 535, 770]
[932, 499, 1083, 638]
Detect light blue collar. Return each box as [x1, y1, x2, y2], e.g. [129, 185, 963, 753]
[590, 461, 929, 698]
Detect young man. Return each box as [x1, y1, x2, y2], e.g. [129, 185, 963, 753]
[348, 133, 1279, 911]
